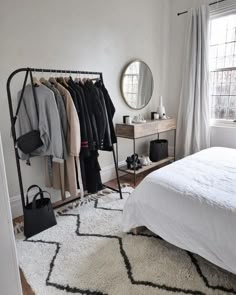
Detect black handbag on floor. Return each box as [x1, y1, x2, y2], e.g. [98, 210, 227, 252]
[24, 185, 57, 238]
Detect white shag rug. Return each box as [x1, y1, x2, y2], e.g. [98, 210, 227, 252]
[16, 187, 236, 295]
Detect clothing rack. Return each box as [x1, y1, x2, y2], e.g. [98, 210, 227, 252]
[177, 0, 226, 16]
[6, 67, 122, 212]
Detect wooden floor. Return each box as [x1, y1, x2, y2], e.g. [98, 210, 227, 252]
[20, 269, 34, 295]
[16, 172, 149, 294]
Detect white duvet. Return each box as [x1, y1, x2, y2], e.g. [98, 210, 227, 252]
[122, 147, 236, 274]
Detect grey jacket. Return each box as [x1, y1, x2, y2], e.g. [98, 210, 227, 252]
[42, 81, 68, 159]
[17, 84, 63, 160]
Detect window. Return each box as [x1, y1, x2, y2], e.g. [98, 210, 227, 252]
[209, 14, 236, 122]
[123, 62, 140, 107]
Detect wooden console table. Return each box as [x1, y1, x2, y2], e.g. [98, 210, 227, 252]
[115, 118, 176, 186]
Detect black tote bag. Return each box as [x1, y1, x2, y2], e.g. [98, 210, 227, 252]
[24, 185, 57, 238]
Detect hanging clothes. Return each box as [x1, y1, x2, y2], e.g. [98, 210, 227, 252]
[73, 81, 94, 151]
[74, 80, 94, 151]
[68, 78, 92, 156]
[17, 84, 64, 161]
[41, 79, 68, 158]
[45, 78, 84, 199]
[74, 80, 105, 193]
[83, 151, 103, 194]
[16, 71, 117, 201]
[40, 79, 68, 196]
[95, 85, 112, 150]
[81, 80, 107, 150]
[95, 80, 117, 150]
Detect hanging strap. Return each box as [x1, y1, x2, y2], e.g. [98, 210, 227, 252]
[12, 68, 39, 129]
[29, 69, 40, 121]
[26, 184, 42, 206]
[32, 191, 51, 210]
[12, 69, 29, 130]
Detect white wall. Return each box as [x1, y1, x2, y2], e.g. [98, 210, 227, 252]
[0, 134, 22, 295]
[211, 126, 236, 148]
[166, 0, 236, 148]
[0, 0, 170, 208]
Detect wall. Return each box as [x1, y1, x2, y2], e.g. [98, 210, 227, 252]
[0, 134, 22, 295]
[0, 0, 170, 215]
[166, 0, 236, 149]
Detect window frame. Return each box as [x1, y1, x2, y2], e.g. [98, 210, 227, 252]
[209, 10, 236, 127]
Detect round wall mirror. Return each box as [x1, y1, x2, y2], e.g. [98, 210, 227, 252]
[121, 60, 154, 110]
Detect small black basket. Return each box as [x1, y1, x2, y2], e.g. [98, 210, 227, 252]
[24, 185, 57, 238]
[149, 139, 168, 162]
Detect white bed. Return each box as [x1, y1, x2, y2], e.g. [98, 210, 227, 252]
[122, 147, 236, 274]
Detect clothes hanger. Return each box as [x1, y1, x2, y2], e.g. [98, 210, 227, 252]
[74, 72, 79, 83]
[49, 70, 58, 85]
[75, 73, 83, 84]
[82, 73, 88, 84]
[39, 77, 47, 83]
[39, 69, 47, 83]
[64, 70, 70, 83]
[58, 70, 69, 87]
[57, 70, 63, 83]
[32, 69, 41, 87]
[79, 73, 83, 84]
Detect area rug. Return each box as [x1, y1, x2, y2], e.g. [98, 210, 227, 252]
[16, 187, 236, 295]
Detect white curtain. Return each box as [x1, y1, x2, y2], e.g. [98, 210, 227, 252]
[176, 5, 210, 159]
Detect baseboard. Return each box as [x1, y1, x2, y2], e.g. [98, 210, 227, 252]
[100, 160, 126, 183]
[10, 195, 24, 220]
[10, 160, 126, 219]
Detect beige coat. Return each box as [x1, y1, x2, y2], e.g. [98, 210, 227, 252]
[45, 79, 84, 199]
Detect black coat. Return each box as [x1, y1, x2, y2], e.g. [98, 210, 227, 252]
[81, 81, 106, 150]
[95, 87, 112, 150]
[68, 78, 94, 155]
[95, 81, 117, 149]
[74, 82, 94, 151]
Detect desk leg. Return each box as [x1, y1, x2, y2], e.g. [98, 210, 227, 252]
[116, 137, 119, 164]
[174, 129, 176, 161]
[112, 145, 122, 199]
[133, 138, 136, 186]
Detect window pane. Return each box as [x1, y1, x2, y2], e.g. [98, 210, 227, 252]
[229, 96, 236, 108]
[210, 13, 236, 121]
[232, 71, 236, 83]
[222, 71, 231, 83]
[217, 57, 225, 68]
[228, 108, 236, 119]
[217, 96, 229, 107]
[221, 84, 230, 95]
[212, 107, 227, 119]
[230, 83, 236, 95]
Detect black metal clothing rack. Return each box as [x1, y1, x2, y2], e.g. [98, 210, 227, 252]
[6, 67, 122, 212]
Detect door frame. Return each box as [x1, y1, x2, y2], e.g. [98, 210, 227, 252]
[0, 134, 22, 295]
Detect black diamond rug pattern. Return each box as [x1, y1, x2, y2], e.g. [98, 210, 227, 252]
[16, 188, 236, 295]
